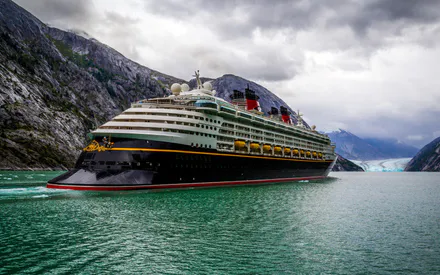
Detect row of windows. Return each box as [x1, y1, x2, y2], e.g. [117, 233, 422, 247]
[221, 111, 329, 144]
[219, 122, 324, 149]
[100, 126, 216, 138]
[123, 111, 222, 125]
[115, 118, 218, 130]
[190, 143, 212, 149]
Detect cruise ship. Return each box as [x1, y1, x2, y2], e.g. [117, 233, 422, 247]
[48, 71, 337, 191]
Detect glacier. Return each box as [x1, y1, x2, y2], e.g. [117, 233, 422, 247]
[350, 158, 412, 172]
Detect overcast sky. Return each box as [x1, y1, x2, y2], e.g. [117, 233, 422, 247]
[14, 0, 440, 148]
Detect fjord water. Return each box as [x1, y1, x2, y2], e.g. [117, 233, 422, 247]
[1, 172, 439, 274]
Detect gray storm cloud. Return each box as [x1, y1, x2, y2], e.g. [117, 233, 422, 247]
[12, 0, 440, 148]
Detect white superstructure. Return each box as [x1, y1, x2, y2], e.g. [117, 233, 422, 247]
[93, 75, 335, 161]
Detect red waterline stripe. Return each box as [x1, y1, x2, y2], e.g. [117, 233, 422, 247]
[46, 176, 325, 191]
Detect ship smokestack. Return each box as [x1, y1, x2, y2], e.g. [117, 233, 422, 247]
[245, 84, 260, 111]
[230, 89, 246, 108]
[268, 107, 279, 118]
[280, 106, 291, 124]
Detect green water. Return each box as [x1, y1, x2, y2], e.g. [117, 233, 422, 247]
[0, 171, 439, 274]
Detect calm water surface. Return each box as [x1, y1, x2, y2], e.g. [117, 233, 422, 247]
[0, 171, 439, 274]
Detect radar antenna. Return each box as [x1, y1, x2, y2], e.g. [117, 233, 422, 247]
[193, 70, 203, 89]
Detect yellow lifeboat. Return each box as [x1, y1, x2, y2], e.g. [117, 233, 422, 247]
[284, 148, 291, 154]
[274, 146, 282, 153]
[263, 144, 271, 152]
[293, 149, 299, 155]
[318, 153, 322, 158]
[250, 143, 260, 150]
[312, 152, 317, 157]
[300, 150, 305, 155]
[234, 140, 246, 149]
[306, 151, 311, 156]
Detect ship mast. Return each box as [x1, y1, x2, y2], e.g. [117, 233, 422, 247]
[194, 70, 203, 89]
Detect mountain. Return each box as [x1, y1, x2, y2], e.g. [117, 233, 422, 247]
[0, 0, 331, 170]
[327, 129, 418, 161]
[0, 0, 182, 169]
[405, 137, 440, 171]
[332, 154, 364, 172]
[189, 74, 309, 127]
[362, 138, 419, 159]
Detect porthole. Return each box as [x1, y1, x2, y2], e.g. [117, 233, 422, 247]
[205, 118, 208, 121]
[210, 119, 213, 122]
[196, 143, 199, 147]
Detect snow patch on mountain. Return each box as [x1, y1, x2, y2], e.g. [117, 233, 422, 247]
[350, 158, 412, 172]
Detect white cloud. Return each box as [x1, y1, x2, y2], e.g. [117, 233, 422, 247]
[407, 135, 424, 141]
[12, 0, 440, 148]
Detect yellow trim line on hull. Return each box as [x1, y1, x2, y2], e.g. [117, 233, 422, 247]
[108, 147, 333, 163]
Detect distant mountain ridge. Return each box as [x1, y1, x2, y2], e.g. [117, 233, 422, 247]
[405, 137, 440, 171]
[327, 129, 419, 161]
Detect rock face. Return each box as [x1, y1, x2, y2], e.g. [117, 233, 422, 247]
[327, 129, 418, 161]
[0, 0, 324, 170]
[405, 137, 440, 171]
[332, 154, 364, 172]
[190, 74, 310, 128]
[0, 0, 182, 169]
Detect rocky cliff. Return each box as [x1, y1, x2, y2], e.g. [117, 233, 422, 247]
[405, 137, 440, 171]
[0, 0, 182, 169]
[332, 154, 364, 172]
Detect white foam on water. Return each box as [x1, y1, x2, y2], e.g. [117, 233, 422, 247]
[32, 194, 49, 198]
[0, 186, 66, 197]
[298, 180, 309, 183]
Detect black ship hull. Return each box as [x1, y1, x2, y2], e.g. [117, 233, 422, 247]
[47, 139, 335, 191]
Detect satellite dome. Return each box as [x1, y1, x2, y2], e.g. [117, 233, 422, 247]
[203, 81, 212, 91]
[170, 83, 181, 95]
[181, 83, 190, 92]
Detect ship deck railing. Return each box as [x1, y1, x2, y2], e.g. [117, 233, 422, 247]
[135, 97, 330, 144]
